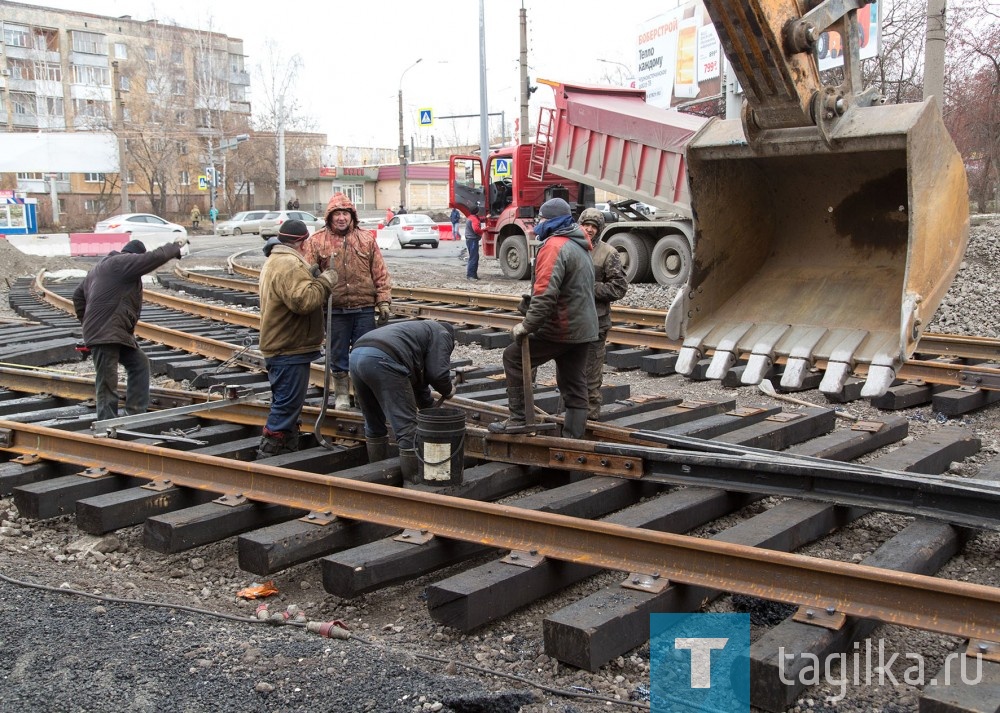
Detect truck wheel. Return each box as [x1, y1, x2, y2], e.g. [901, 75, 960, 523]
[608, 232, 652, 283]
[498, 237, 530, 280]
[651, 234, 692, 286]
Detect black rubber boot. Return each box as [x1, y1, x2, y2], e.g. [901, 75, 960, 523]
[487, 388, 527, 434]
[256, 431, 286, 459]
[399, 448, 420, 483]
[366, 435, 389, 463]
[562, 408, 589, 440]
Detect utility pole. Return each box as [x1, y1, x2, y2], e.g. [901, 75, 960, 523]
[277, 96, 286, 209]
[519, 5, 530, 144]
[924, 0, 946, 102]
[478, 0, 490, 167]
[398, 59, 422, 211]
[111, 60, 128, 213]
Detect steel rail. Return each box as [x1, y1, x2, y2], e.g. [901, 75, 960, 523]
[225, 260, 1000, 366]
[2, 418, 1000, 644]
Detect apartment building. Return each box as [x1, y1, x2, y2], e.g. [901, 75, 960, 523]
[0, 1, 251, 227]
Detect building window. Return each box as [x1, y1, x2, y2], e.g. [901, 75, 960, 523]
[3, 24, 29, 48]
[71, 30, 107, 55]
[146, 78, 158, 94]
[71, 64, 110, 86]
[175, 110, 187, 126]
[84, 199, 101, 212]
[8, 58, 34, 81]
[173, 78, 186, 95]
[11, 92, 34, 115]
[171, 48, 183, 65]
[17, 172, 43, 180]
[144, 46, 156, 61]
[41, 62, 62, 82]
[114, 43, 127, 59]
[32, 27, 58, 52]
[42, 97, 64, 117]
[118, 74, 130, 91]
[73, 98, 110, 119]
[180, 170, 190, 185]
[84, 173, 106, 183]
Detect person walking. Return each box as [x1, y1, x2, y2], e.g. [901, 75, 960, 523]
[578, 208, 628, 420]
[465, 205, 482, 281]
[190, 205, 201, 230]
[488, 197, 597, 439]
[304, 193, 393, 410]
[385, 206, 395, 225]
[256, 220, 340, 459]
[72, 237, 188, 421]
[208, 205, 219, 227]
[292, 198, 300, 210]
[450, 207, 460, 242]
[350, 320, 456, 480]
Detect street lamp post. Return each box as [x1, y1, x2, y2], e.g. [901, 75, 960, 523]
[398, 58, 422, 212]
[207, 133, 249, 230]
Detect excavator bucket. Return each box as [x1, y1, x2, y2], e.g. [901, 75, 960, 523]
[666, 98, 969, 397]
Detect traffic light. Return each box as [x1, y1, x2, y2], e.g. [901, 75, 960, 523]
[205, 167, 216, 186]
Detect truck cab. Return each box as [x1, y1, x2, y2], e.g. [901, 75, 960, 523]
[449, 145, 588, 280]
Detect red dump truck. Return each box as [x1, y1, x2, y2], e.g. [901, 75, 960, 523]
[449, 80, 704, 286]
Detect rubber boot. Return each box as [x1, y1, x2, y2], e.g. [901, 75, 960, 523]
[487, 388, 527, 434]
[562, 408, 589, 440]
[399, 448, 420, 483]
[284, 430, 300, 453]
[256, 429, 286, 459]
[366, 435, 389, 463]
[333, 372, 351, 410]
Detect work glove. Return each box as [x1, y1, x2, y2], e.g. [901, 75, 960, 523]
[174, 235, 190, 257]
[511, 323, 528, 343]
[376, 302, 391, 326]
[440, 380, 456, 400]
[317, 268, 339, 290]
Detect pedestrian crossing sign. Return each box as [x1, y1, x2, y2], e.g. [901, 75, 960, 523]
[198, 175, 208, 190]
[493, 159, 511, 177]
[419, 109, 433, 126]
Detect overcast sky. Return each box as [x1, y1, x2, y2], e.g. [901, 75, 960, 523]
[13, 0, 676, 148]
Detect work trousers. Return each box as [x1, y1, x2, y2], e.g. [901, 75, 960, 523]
[264, 351, 319, 434]
[327, 308, 377, 373]
[500, 336, 590, 412]
[466, 237, 480, 279]
[585, 326, 610, 420]
[349, 346, 419, 449]
[91, 343, 151, 421]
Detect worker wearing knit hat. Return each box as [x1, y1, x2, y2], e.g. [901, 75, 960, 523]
[537, 197, 572, 220]
[120, 239, 147, 254]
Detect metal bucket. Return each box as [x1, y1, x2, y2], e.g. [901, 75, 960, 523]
[666, 98, 969, 397]
[415, 407, 466, 485]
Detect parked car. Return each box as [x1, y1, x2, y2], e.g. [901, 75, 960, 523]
[383, 213, 439, 248]
[259, 210, 325, 239]
[215, 210, 272, 236]
[94, 213, 187, 236]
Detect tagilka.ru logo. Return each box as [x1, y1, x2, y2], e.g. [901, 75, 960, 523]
[650, 613, 750, 712]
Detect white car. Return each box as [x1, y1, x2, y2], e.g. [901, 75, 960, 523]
[215, 210, 271, 236]
[383, 213, 440, 248]
[95, 213, 188, 236]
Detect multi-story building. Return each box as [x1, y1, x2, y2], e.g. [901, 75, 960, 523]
[0, 1, 251, 228]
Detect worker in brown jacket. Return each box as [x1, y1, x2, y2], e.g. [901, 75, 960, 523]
[303, 193, 393, 410]
[579, 208, 628, 420]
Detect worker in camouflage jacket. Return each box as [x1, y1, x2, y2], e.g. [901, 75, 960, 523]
[303, 193, 392, 411]
[579, 208, 628, 419]
[488, 197, 598, 439]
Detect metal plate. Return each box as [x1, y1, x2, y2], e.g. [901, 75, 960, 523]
[967, 639, 1000, 664]
[12, 453, 41, 465]
[501, 550, 545, 568]
[677, 399, 715, 409]
[79, 467, 110, 479]
[141, 479, 175, 492]
[727, 407, 768, 417]
[851, 420, 885, 433]
[621, 572, 670, 594]
[548, 449, 644, 478]
[793, 605, 847, 630]
[299, 510, 338, 526]
[394, 528, 434, 545]
[214, 493, 248, 507]
[766, 412, 805, 423]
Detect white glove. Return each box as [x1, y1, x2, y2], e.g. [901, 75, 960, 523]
[179, 243, 190, 258]
[174, 235, 189, 247]
[511, 323, 528, 343]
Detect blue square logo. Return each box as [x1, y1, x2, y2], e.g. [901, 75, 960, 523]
[650, 613, 750, 712]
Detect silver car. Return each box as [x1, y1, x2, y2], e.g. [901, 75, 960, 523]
[384, 213, 440, 248]
[259, 210, 325, 239]
[215, 210, 271, 236]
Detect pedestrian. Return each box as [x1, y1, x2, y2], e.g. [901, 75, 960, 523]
[488, 197, 597, 438]
[286, 198, 294, 210]
[256, 220, 340, 459]
[72, 237, 189, 421]
[350, 320, 456, 480]
[190, 205, 201, 229]
[304, 192, 393, 410]
[385, 206, 395, 225]
[397, 205, 408, 215]
[449, 207, 460, 241]
[209, 205, 219, 225]
[465, 205, 482, 281]
[578, 208, 628, 420]
[292, 198, 300, 210]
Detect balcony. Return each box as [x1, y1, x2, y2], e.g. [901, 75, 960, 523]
[11, 113, 38, 128]
[230, 70, 250, 85]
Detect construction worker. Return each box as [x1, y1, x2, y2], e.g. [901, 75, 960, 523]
[257, 220, 339, 458]
[303, 193, 392, 410]
[350, 320, 456, 480]
[488, 197, 597, 439]
[578, 208, 628, 419]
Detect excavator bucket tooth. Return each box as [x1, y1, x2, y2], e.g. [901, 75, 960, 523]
[667, 98, 969, 396]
